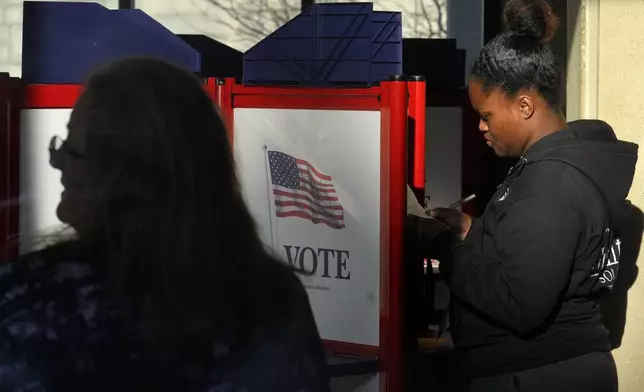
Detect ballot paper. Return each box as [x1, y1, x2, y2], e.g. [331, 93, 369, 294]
[407, 186, 449, 340]
[407, 185, 429, 217]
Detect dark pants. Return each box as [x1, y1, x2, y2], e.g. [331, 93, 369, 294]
[467, 351, 617, 392]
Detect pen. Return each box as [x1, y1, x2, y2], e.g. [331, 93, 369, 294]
[448, 194, 476, 209]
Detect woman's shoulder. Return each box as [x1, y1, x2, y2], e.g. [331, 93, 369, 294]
[1, 243, 94, 288]
[233, 253, 330, 392]
[0, 244, 116, 390]
[253, 252, 310, 299]
[0, 248, 57, 301]
[0, 243, 103, 328]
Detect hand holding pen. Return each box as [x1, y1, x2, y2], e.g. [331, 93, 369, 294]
[428, 194, 476, 240]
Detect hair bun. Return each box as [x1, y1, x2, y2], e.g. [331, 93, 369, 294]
[504, 0, 559, 43]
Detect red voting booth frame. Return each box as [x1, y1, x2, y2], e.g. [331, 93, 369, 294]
[16, 77, 427, 392]
[209, 77, 426, 392]
[0, 78, 22, 262]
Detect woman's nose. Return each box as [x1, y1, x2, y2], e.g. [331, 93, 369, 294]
[479, 119, 488, 132]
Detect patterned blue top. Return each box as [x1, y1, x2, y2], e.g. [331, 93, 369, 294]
[0, 248, 330, 392]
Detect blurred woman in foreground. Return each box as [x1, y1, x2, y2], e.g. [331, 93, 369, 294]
[0, 58, 329, 392]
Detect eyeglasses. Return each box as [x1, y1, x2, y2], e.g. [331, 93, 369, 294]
[49, 135, 84, 169]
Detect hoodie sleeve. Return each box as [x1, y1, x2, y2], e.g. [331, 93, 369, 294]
[438, 194, 582, 336]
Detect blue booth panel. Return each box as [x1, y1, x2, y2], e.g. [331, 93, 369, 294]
[22, 2, 201, 84]
[243, 2, 402, 87]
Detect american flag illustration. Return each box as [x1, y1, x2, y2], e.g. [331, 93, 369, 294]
[267, 150, 345, 229]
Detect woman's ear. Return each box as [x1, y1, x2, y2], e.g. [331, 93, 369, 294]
[518, 94, 535, 120]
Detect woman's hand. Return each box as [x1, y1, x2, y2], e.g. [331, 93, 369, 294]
[429, 208, 472, 241]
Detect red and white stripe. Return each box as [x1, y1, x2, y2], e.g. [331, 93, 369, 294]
[273, 159, 345, 229]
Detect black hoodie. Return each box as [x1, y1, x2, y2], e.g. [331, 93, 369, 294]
[437, 120, 638, 377]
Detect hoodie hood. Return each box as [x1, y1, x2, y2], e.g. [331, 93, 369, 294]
[523, 119, 638, 222]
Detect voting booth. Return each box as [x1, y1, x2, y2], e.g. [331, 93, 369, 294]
[212, 77, 426, 391]
[3, 2, 429, 391]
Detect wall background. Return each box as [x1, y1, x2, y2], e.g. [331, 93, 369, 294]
[596, 1, 644, 389]
[567, 1, 644, 390]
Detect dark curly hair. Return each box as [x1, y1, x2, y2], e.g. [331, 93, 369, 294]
[470, 0, 563, 110]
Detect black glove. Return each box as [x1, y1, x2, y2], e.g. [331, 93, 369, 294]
[405, 214, 450, 258]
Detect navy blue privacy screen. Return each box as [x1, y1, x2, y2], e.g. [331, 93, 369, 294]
[21, 2, 201, 84]
[178, 35, 243, 80]
[243, 2, 402, 87]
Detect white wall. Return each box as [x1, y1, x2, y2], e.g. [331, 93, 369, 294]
[566, 1, 644, 390]
[594, 2, 644, 391]
[18, 109, 71, 251]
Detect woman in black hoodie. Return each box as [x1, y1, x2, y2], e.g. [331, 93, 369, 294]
[428, 0, 638, 391]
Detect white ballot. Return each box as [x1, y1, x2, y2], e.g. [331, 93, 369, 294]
[407, 185, 429, 218]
